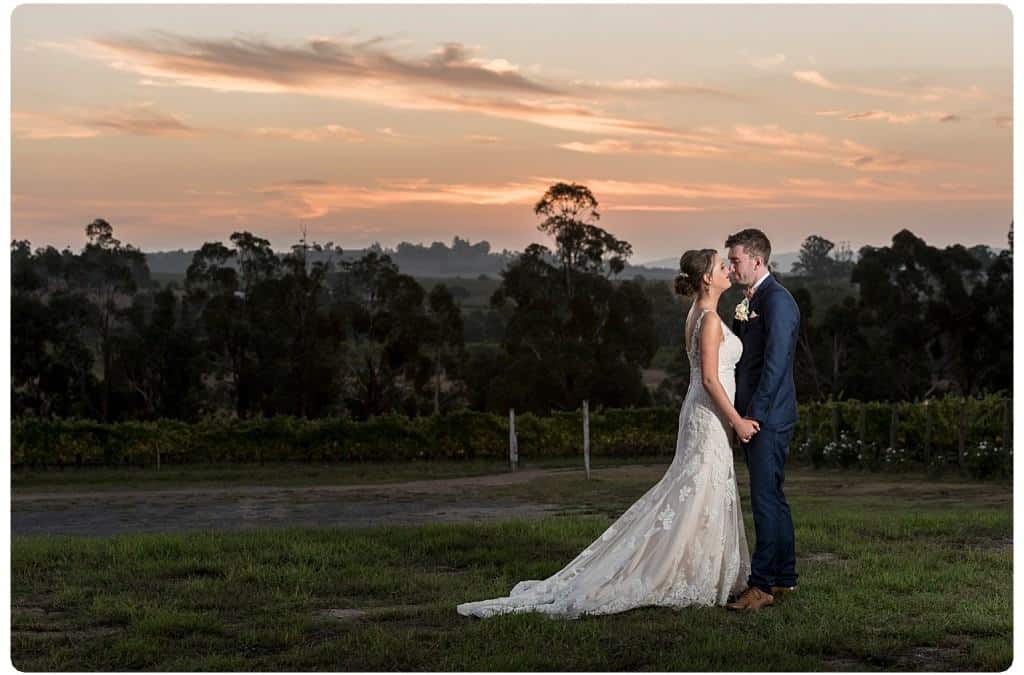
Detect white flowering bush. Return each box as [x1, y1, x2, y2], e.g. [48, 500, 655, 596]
[965, 439, 1007, 479]
[882, 446, 910, 467]
[796, 439, 819, 466]
[821, 431, 861, 468]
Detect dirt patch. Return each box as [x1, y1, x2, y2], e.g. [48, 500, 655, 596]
[981, 537, 1013, 550]
[11, 626, 122, 641]
[822, 644, 967, 672]
[820, 656, 869, 671]
[12, 466, 581, 503]
[322, 608, 367, 621]
[893, 645, 965, 671]
[801, 552, 839, 563]
[13, 492, 562, 537]
[11, 463, 1012, 538]
[783, 475, 1011, 507]
[10, 466, 627, 536]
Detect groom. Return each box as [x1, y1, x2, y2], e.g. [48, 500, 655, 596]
[724, 228, 800, 612]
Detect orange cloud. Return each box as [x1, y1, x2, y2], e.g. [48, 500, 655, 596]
[13, 111, 100, 139]
[14, 104, 200, 139]
[13, 175, 1010, 245]
[750, 53, 786, 70]
[250, 125, 365, 143]
[559, 123, 947, 175]
[815, 109, 961, 124]
[465, 134, 503, 144]
[56, 32, 685, 138]
[83, 32, 559, 95]
[569, 78, 745, 100]
[257, 178, 551, 218]
[795, 70, 987, 102]
[557, 138, 728, 157]
[14, 104, 368, 144]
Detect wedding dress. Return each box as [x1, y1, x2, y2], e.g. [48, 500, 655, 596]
[457, 307, 751, 619]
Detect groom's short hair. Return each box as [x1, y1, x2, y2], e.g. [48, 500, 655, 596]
[725, 228, 771, 265]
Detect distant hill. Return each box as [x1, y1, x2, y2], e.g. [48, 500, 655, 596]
[144, 237, 514, 278]
[152, 241, 1009, 282]
[639, 252, 800, 275]
[145, 238, 683, 281]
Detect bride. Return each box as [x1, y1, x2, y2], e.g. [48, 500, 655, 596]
[457, 249, 757, 619]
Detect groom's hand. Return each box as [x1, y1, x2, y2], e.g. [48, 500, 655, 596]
[734, 417, 760, 443]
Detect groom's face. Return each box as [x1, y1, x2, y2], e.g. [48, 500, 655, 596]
[727, 245, 762, 286]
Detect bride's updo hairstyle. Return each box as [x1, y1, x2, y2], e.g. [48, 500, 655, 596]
[674, 248, 717, 297]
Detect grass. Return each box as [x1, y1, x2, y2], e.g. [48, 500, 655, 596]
[11, 465, 1012, 671]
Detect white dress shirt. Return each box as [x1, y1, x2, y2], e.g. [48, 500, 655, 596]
[748, 271, 771, 297]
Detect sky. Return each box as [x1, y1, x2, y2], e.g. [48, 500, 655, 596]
[10, 3, 1013, 262]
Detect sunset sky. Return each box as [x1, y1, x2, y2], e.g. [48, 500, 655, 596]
[11, 4, 1012, 262]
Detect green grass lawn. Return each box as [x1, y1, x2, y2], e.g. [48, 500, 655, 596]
[11, 465, 1012, 671]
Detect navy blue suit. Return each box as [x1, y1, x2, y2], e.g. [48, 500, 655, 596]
[732, 274, 800, 593]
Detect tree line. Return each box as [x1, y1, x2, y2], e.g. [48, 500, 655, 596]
[11, 183, 1012, 423]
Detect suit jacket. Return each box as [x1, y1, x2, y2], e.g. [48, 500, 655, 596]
[732, 274, 800, 430]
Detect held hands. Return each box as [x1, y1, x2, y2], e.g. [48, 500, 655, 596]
[733, 417, 760, 444]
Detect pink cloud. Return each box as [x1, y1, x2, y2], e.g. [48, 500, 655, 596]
[795, 70, 988, 102]
[58, 32, 685, 138]
[559, 123, 949, 175]
[815, 109, 961, 124]
[14, 104, 200, 139]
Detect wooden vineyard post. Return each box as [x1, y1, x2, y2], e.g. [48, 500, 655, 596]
[831, 405, 840, 444]
[958, 398, 967, 476]
[888, 403, 897, 450]
[924, 400, 933, 468]
[805, 406, 814, 463]
[890, 406, 898, 463]
[583, 400, 591, 480]
[509, 408, 518, 472]
[1004, 397, 1012, 478]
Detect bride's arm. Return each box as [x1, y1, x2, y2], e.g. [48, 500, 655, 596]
[699, 314, 758, 437]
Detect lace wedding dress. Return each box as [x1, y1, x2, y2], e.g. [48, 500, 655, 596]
[457, 307, 751, 619]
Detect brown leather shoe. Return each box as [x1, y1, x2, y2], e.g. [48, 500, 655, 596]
[771, 585, 797, 597]
[726, 586, 774, 611]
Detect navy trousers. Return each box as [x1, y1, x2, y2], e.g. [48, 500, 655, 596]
[743, 424, 798, 593]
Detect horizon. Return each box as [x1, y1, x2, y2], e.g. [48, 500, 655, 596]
[12, 4, 1012, 261]
[23, 229, 1009, 269]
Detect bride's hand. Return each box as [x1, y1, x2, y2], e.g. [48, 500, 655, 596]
[734, 417, 760, 443]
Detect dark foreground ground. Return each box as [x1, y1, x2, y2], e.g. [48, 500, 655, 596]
[11, 461, 1012, 671]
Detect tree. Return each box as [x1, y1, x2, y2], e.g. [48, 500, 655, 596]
[490, 187, 656, 414]
[533, 182, 633, 298]
[85, 218, 120, 250]
[230, 231, 279, 297]
[850, 229, 1001, 399]
[425, 284, 466, 414]
[272, 234, 343, 418]
[790, 287, 823, 399]
[68, 220, 150, 421]
[333, 252, 433, 418]
[118, 288, 204, 419]
[792, 235, 835, 278]
[185, 242, 247, 416]
[183, 232, 282, 418]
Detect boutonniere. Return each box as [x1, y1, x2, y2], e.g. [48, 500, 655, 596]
[734, 298, 759, 322]
[734, 298, 751, 321]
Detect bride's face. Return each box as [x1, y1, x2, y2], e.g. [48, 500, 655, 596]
[706, 253, 732, 292]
